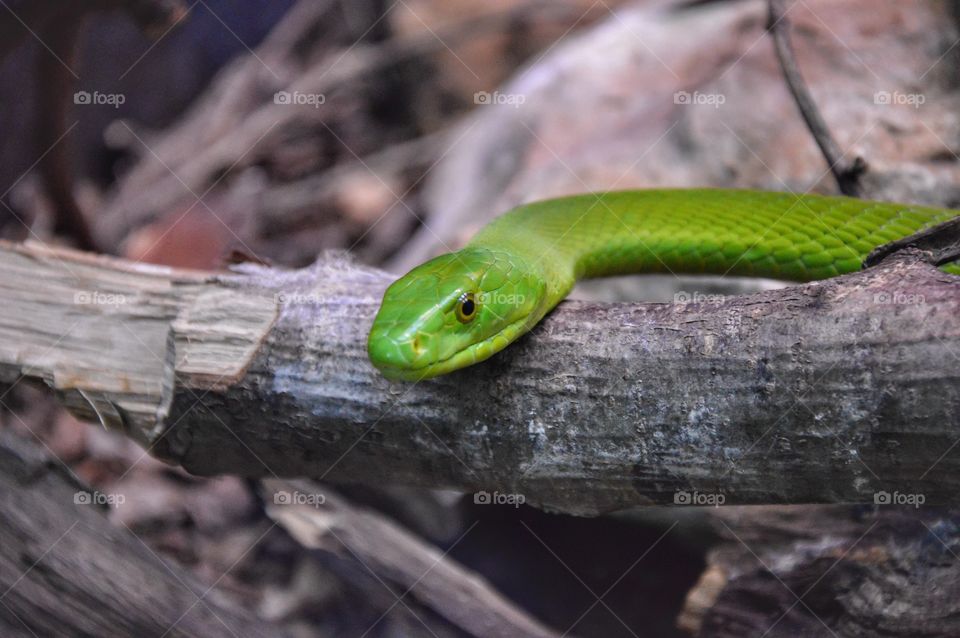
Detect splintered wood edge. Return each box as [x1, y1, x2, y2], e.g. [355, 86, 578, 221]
[170, 287, 279, 392]
[0, 240, 278, 444]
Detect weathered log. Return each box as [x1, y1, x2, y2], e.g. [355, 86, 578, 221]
[262, 479, 560, 638]
[0, 238, 958, 515]
[0, 430, 288, 638]
[679, 505, 960, 637]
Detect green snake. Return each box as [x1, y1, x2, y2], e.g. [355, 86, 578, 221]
[368, 189, 959, 381]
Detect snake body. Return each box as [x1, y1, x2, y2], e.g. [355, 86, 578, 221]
[368, 189, 959, 381]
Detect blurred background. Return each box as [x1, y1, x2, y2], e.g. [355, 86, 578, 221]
[1, 0, 958, 636]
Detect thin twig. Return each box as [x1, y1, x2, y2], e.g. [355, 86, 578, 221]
[767, 0, 867, 197]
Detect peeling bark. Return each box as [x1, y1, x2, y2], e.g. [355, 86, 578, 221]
[0, 240, 959, 515]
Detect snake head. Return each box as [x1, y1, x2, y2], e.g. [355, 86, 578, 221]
[368, 247, 547, 381]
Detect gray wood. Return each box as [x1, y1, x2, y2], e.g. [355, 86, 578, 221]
[263, 479, 560, 638]
[680, 505, 960, 637]
[1, 240, 959, 515]
[0, 430, 288, 638]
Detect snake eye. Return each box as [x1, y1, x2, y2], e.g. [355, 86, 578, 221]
[455, 292, 478, 323]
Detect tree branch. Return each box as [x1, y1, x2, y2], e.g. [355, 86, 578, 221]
[1, 239, 959, 515]
[865, 215, 960, 268]
[680, 505, 960, 637]
[0, 430, 287, 638]
[767, 0, 867, 196]
[93, 0, 588, 248]
[261, 479, 560, 638]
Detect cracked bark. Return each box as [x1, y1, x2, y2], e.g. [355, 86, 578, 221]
[0, 239, 958, 515]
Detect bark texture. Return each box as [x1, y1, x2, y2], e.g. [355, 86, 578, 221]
[680, 505, 960, 637]
[262, 479, 560, 638]
[0, 430, 287, 638]
[1, 239, 958, 515]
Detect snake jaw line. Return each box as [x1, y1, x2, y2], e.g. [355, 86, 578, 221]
[370, 313, 537, 381]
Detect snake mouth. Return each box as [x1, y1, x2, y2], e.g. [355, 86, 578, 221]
[373, 314, 533, 382]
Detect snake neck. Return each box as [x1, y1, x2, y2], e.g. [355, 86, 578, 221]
[468, 229, 575, 310]
[467, 189, 959, 300]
